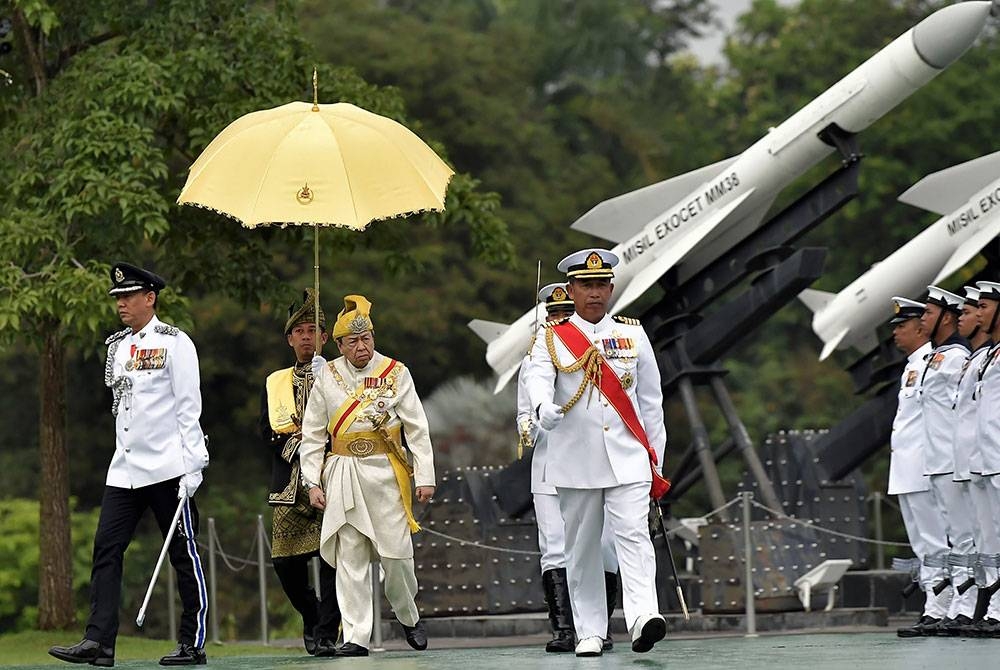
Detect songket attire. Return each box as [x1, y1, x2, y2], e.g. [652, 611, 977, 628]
[300, 350, 434, 649]
[260, 355, 340, 646]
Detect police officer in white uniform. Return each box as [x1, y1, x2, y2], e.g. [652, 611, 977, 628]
[524, 249, 667, 657]
[972, 280, 1000, 635]
[918, 286, 973, 633]
[887, 297, 948, 638]
[952, 285, 994, 633]
[515, 283, 620, 653]
[50, 263, 209, 667]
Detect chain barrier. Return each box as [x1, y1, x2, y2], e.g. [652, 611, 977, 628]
[200, 525, 269, 572]
[748, 498, 910, 548]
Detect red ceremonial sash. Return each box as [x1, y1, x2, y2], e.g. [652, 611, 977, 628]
[551, 321, 671, 499]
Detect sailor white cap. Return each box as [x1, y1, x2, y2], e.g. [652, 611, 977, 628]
[538, 283, 574, 311]
[963, 285, 980, 306]
[976, 281, 1000, 301]
[926, 285, 963, 314]
[557, 249, 618, 279]
[889, 296, 925, 325]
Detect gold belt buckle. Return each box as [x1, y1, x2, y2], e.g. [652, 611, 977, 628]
[347, 437, 376, 457]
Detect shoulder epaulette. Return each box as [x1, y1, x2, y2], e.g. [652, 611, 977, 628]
[154, 324, 179, 336]
[613, 315, 640, 325]
[104, 328, 130, 345]
[542, 316, 571, 329]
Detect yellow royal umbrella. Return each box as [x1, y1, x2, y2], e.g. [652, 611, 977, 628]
[177, 71, 454, 331]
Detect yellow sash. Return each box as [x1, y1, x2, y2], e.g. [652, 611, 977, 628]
[265, 367, 297, 434]
[326, 358, 420, 532]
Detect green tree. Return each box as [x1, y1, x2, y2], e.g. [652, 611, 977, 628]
[0, 0, 509, 628]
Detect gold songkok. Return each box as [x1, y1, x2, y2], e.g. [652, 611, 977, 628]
[333, 294, 375, 339]
[284, 288, 326, 334]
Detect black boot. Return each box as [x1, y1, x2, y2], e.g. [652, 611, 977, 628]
[48, 639, 115, 667]
[542, 569, 575, 652]
[603, 571, 619, 651]
[158, 644, 206, 666]
[897, 615, 941, 638]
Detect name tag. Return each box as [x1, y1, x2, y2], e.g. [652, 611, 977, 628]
[905, 370, 918, 387]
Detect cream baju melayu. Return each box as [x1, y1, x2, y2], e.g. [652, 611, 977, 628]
[300, 351, 435, 649]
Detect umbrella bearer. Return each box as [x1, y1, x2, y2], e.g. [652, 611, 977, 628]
[299, 295, 435, 657]
[524, 249, 668, 658]
[917, 286, 973, 634]
[516, 283, 621, 653]
[259, 289, 341, 655]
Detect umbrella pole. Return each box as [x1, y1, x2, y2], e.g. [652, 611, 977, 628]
[314, 223, 320, 351]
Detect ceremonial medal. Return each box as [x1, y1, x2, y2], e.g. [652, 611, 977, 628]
[621, 371, 634, 390]
[125, 359, 135, 371]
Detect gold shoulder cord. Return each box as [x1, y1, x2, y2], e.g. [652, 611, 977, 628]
[545, 327, 603, 413]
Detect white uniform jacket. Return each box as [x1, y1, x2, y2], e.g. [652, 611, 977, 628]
[888, 342, 932, 495]
[975, 342, 1000, 476]
[523, 312, 667, 490]
[516, 356, 554, 496]
[920, 336, 970, 476]
[105, 315, 208, 489]
[954, 344, 989, 479]
[300, 351, 435, 561]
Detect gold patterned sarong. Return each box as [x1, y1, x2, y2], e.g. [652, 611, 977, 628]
[270, 485, 321, 558]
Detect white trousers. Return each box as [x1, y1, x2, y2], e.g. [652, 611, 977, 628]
[899, 488, 951, 618]
[930, 476, 978, 619]
[334, 524, 419, 648]
[969, 475, 1000, 619]
[534, 492, 619, 574]
[558, 483, 658, 640]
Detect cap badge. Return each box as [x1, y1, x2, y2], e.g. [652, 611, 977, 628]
[552, 287, 568, 301]
[893, 302, 901, 314]
[586, 252, 602, 270]
[115, 268, 125, 283]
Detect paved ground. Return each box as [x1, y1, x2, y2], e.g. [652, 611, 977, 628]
[11, 630, 1000, 670]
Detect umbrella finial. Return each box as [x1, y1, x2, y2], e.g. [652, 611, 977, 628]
[312, 67, 319, 112]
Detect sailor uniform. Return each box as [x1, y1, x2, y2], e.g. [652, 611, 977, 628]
[920, 330, 974, 620]
[524, 311, 666, 642]
[88, 311, 208, 650]
[299, 351, 434, 649]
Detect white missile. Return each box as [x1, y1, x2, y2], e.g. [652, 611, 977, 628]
[801, 149, 1000, 360]
[471, 1, 992, 391]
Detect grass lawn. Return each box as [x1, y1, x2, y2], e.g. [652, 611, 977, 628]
[0, 631, 294, 666]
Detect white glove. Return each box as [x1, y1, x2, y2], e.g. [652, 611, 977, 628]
[178, 471, 203, 499]
[537, 402, 564, 431]
[311, 354, 327, 377]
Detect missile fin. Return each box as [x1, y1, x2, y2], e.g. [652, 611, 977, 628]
[819, 327, 851, 361]
[798, 288, 836, 313]
[493, 364, 521, 395]
[468, 319, 509, 344]
[609, 188, 756, 313]
[571, 155, 739, 244]
[932, 216, 1000, 283]
[899, 150, 1000, 215]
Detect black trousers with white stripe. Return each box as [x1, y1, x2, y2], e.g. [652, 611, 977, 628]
[85, 479, 207, 648]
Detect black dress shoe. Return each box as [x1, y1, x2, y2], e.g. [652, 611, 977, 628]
[159, 644, 207, 666]
[941, 614, 973, 636]
[897, 615, 941, 638]
[401, 620, 428, 650]
[48, 639, 115, 667]
[545, 629, 575, 653]
[314, 638, 338, 657]
[335, 643, 369, 657]
[304, 630, 318, 656]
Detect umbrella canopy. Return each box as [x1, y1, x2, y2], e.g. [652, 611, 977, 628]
[177, 101, 454, 228]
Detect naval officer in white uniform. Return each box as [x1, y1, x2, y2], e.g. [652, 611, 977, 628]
[49, 262, 209, 667]
[524, 249, 667, 657]
[515, 283, 620, 653]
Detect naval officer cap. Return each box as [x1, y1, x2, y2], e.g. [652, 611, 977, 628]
[963, 285, 981, 307]
[538, 283, 574, 312]
[557, 249, 619, 280]
[108, 262, 166, 296]
[977, 281, 1000, 301]
[926, 285, 963, 314]
[889, 296, 925, 325]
